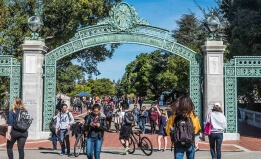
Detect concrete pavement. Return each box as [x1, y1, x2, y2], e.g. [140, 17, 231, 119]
[1, 148, 261, 159]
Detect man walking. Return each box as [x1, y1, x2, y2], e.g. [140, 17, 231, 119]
[56, 104, 74, 156]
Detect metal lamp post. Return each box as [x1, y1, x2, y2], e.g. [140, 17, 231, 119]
[205, 10, 221, 41]
[27, 15, 43, 40]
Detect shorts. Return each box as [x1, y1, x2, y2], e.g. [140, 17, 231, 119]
[119, 124, 132, 140]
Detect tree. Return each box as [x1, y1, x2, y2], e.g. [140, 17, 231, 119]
[220, 0, 261, 110]
[220, 0, 261, 59]
[88, 78, 115, 97]
[172, 12, 207, 54]
[0, 0, 122, 94]
[122, 50, 188, 100]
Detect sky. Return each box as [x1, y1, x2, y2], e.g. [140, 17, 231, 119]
[92, 0, 218, 81]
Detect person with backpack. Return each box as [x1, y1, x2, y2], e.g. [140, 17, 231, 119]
[138, 106, 148, 134]
[55, 103, 74, 156]
[205, 103, 227, 159]
[50, 109, 61, 151]
[166, 96, 201, 159]
[119, 103, 134, 155]
[6, 98, 32, 159]
[84, 104, 107, 159]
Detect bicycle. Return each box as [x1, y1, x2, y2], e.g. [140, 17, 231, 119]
[74, 123, 86, 157]
[127, 130, 153, 156]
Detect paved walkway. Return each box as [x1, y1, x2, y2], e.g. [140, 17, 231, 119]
[1, 104, 261, 153]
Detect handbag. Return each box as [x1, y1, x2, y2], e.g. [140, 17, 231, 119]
[204, 122, 212, 135]
[204, 113, 212, 135]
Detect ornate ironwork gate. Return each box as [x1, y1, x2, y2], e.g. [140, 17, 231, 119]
[43, 2, 202, 130]
[0, 55, 21, 107]
[224, 56, 261, 133]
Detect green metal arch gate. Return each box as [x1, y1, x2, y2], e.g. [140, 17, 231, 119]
[0, 55, 21, 108]
[224, 56, 261, 133]
[43, 2, 202, 130]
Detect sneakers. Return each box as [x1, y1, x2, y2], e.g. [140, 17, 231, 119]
[123, 147, 129, 155]
[60, 152, 65, 156]
[67, 153, 72, 157]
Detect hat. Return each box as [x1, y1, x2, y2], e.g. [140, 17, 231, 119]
[214, 102, 221, 107]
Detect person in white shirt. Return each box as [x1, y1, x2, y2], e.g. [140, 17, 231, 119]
[205, 103, 227, 159]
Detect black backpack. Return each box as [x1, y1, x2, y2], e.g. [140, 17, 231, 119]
[13, 109, 33, 133]
[124, 112, 134, 125]
[170, 115, 194, 148]
[49, 117, 57, 133]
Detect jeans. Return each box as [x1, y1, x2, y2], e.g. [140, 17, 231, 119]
[134, 114, 138, 123]
[59, 129, 70, 154]
[86, 137, 104, 159]
[51, 132, 61, 150]
[139, 119, 146, 133]
[174, 145, 195, 159]
[209, 133, 223, 159]
[78, 106, 82, 114]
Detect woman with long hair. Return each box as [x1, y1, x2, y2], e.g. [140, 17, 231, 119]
[166, 96, 201, 159]
[6, 97, 28, 159]
[205, 103, 227, 159]
[156, 107, 168, 152]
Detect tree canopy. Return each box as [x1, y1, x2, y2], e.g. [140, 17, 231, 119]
[0, 0, 121, 94]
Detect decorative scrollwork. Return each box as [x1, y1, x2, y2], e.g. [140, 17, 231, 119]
[97, 2, 149, 32]
[224, 56, 261, 133]
[0, 55, 21, 108]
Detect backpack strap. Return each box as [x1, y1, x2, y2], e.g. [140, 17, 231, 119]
[67, 112, 72, 122]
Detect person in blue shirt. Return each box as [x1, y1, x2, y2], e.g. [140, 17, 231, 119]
[6, 97, 28, 159]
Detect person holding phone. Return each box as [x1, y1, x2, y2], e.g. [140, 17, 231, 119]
[85, 104, 107, 159]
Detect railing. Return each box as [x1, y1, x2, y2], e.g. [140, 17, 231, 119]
[238, 108, 261, 128]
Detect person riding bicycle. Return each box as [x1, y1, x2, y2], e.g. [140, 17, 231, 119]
[119, 102, 133, 155]
[84, 104, 107, 159]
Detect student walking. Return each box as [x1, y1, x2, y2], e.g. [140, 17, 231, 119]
[51, 109, 61, 151]
[85, 104, 107, 159]
[166, 96, 201, 159]
[114, 108, 121, 132]
[206, 103, 227, 159]
[6, 98, 29, 159]
[132, 104, 139, 126]
[119, 103, 133, 155]
[149, 107, 158, 134]
[138, 106, 148, 134]
[55, 103, 74, 156]
[156, 109, 168, 151]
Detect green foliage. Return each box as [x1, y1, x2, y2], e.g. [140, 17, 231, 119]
[0, 0, 121, 95]
[172, 12, 207, 55]
[88, 78, 115, 97]
[122, 50, 189, 100]
[220, 0, 261, 58]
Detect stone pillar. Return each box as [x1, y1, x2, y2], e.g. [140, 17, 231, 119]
[21, 40, 49, 139]
[202, 41, 239, 140]
[201, 41, 226, 119]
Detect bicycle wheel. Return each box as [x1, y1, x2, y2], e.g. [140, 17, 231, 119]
[140, 136, 153, 156]
[127, 136, 135, 154]
[74, 134, 83, 157]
